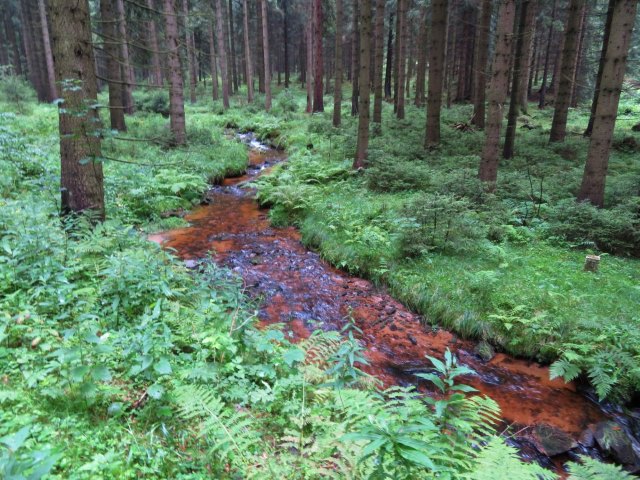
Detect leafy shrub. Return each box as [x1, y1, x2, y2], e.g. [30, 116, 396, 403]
[275, 88, 298, 114]
[134, 90, 170, 117]
[546, 198, 640, 255]
[0, 75, 36, 114]
[398, 193, 487, 256]
[365, 156, 431, 192]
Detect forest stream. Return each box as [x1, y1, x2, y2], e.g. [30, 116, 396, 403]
[149, 134, 634, 472]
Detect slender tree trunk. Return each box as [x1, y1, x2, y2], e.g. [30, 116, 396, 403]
[478, 0, 516, 185]
[214, 0, 230, 108]
[372, 0, 385, 123]
[414, 6, 428, 107]
[256, 1, 265, 94]
[471, 0, 492, 128]
[283, 0, 290, 88]
[115, 0, 134, 114]
[228, 0, 238, 93]
[425, 0, 448, 147]
[50, 0, 105, 219]
[261, 0, 271, 111]
[100, 0, 126, 131]
[164, 0, 186, 144]
[7, 16, 24, 76]
[146, 0, 163, 86]
[549, 0, 586, 142]
[312, 0, 324, 112]
[384, 11, 393, 100]
[208, 21, 219, 101]
[333, 0, 344, 126]
[584, 0, 615, 137]
[518, 0, 537, 114]
[503, 0, 530, 160]
[354, 0, 372, 169]
[243, 0, 254, 103]
[351, 0, 360, 116]
[570, 3, 588, 107]
[306, 22, 313, 112]
[538, 0, 556, 109]
[395, 0, 407, 119]
[37, 0, 57, 101]
[578, 0, 637, 207]
[22, 1, 46, 101]
[183, 0, 196, 103]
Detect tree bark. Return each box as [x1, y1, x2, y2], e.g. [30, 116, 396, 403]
[584, 0, 615, 137]
[228, 0, 238, 93]
[333, 0, 343, 126]
[50, 0, 105, 219]
[538, 0, 556, 109]
[312, 0, 324, 112]
[256, 1, 265, 94]
[306, 21, 313, 112]
[503, 0, 531, 160]
[570, 3, 588, 107]
[372, 0, 385, 123]
[183, 0, 196, 103]
[425, 0, 448, 147]
[115, 0, 134, 114]
[478, 0, 516, 185]
[414, 6, 428, 107]
[208, 20, 219, 101]
[354, 0, 372, 169]
[577, 0, 637, 207]
[351, 0, 360, 116]
[395, 0, 407, 119]
[37, 0, 57, 101]
[261, 0, 271, 111]
[164, 0, 186, 144]
[243, 0, 254, 103]
[384, 10, 393, 100]
[214, 0, 230, 108]
[518, 0, 537, 114]
[283, 0, 290, 88]
[549, 0, 586, 142]
[99, 0, 126, 131]
[146, 0, 163, 86]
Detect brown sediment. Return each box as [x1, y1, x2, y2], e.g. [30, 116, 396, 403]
[150, 137, 606, 463]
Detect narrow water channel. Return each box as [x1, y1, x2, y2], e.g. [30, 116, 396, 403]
[150, 135, 618, 471]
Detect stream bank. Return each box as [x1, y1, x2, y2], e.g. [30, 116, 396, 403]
[149, 133, 640, 474]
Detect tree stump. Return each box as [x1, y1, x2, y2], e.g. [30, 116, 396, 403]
[584, 255, 600, 272]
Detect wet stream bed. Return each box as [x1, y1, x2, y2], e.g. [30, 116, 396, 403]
[150, 134, 640, 474]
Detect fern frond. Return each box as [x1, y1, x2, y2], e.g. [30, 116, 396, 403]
[567, 455, 633, 480]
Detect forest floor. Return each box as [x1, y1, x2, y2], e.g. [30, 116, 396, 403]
[1, 85, 639, 478]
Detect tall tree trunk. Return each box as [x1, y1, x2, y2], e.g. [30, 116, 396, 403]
[478, 0, 516, 185]
[228, 0, 238, 93]
[354, 0, 372, 169]
[372, 0, 385, 123]
[115, 0, 134, 114]
[22, 1, 46, 101]
[183, 0, 196, 103]
[37, 0, 57, 101]
[306, 22, 313, 112]
[312, 0, 324, 112]
[518, 0, 537, 114]
[570, 3, 588, 107]
[214, 0, 230, 108]
[164, 0, 186, 144]
[256, 1, 265, 93]
[584, 0, 615, 137]
[351, 0, 360, 116]
[538, 0, 556, 109]
[414, 6, 428, 107]
[147, 0, 163, 86]
[283, 0, 290, 88]
[549, 0, 586, 142]
[50, 0, 105, 219]
[425, 0, 448, 147]
[261, 0, 271, 111]
[577, 0, 637, 208]
[208, 20, 219, 101]
[333, 0, 343, 126]
[100, 0, 126, 131]
[7, 16, 24, 76]
[503, 0, 530, 160]
[384, 11, 393, 100]
[243, 0, 254, 103]
[395, 0, 407, 119]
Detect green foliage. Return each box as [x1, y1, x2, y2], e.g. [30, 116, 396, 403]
[566, 455, 634, 479]
[0, 75, 37, 114]
[133, 90, 170, 117]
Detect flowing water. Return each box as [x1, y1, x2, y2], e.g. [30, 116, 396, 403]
[149, 135, 623, 471]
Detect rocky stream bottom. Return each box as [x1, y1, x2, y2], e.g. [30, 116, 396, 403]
[149, 134, 640, 475]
